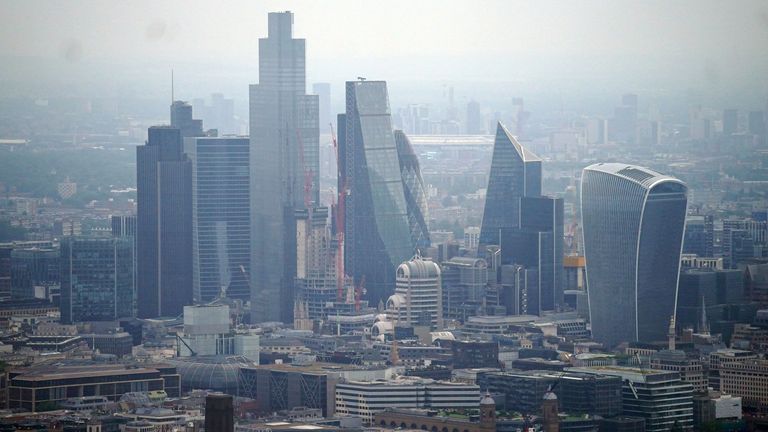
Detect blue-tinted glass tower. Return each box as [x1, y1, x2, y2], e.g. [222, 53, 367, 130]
[479, 122, 541, 253]
[581, 163, 688, 346]
[394, 130, 431, 250]
[250, 11, 319, 323]
[60, 237, 134, 324]
[186, 137, 251, 303]
[340, 80, 413, 305]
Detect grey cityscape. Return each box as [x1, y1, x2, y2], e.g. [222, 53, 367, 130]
[0, 1, 767, 431]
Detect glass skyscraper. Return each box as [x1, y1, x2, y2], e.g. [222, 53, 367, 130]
[186, 137, 251, 303]
[60, 237, 134, 324]
[479, 122, 542, 253]
[136, 126, 193, 318]
[340, 80, 413, 306]
[394, 130, 431, 251]
[581, 163, 688, 346]
[250, 12, 319, 323]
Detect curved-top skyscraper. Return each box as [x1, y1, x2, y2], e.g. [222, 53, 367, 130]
[581, 163, 688, 346]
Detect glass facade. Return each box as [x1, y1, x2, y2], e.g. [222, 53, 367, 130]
[479, 122, 542, 253]
[60, 237, 134, 324]
[581, 163, 688, 346]
[394, 130, 431, 250]
[10, 247, 59, 300]
[342, 80, 413, 305]
[250, 12, 319, 323]
[136, 126, 193, 318]
[186, 137, 251, 303]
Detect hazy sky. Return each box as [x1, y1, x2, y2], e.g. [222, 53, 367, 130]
[2, 0, 768, 106]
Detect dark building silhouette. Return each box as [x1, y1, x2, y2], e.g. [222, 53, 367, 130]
[170, 101, 204, 137]
[394, 130, 431, 250]
[581, 163, 688, 346]
[60, 237, 134, 324]
[501, 196, 564, 314]
[478, 122, 541, 254]
[205, 393, 234, 432]
[136, 126, 193, 318]
[749, 110, 766, 136]
[250, 11, 319, 323]
[683, 215, 714, 258]
[340, 80, 413, 306]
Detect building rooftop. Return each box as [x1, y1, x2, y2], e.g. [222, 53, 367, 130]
[584, 163, 684, 189]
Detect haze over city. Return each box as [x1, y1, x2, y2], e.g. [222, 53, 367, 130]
[1, 2, 768, 431]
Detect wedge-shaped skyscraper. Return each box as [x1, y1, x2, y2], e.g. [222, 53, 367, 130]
[581, 163, 688, 346]
[340, 80, 413, 305]
[479, 122, 542, 253]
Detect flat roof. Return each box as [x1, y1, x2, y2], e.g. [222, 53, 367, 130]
[12, 365, 161, 381]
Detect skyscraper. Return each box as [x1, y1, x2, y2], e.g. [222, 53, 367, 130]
[722, 109, 738, 136]
[312, 82, 331, 130]
[186, 137, 251, 303]
[581, 163, 688, 346]
[171, 101, 204, 138]
[60, 237, 134, 324]
[500, 196, 564, 314]
[250, 11, 319, 322]
[136, 126, 193, 318]
[394, 130, 431, 250]
[340, 80, 414, 306]
[478, 122, 542, 254]
[466, 100, 484, 134]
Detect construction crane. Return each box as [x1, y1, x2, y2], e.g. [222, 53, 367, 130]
[330, 122, 347, 302]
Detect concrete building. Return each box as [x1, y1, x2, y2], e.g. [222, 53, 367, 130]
[387, 255, 442, 329]
[650, 350, 707, 393]
[177, 305, 259, 360]
[719, 359, 768, 414]
[374, 393, 496, 432]
[335, 377, 480, 424]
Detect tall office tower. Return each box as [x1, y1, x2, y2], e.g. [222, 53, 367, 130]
[587, 118, 608, 145]
[60, 237, 134, 324]
[340, 80, 413, 306]
[186, 137, 251, 303]
[683, 215, 714, 257]
[387, 255, 442, 329]
[171, 101, 204, 137]
[499, 264, 538, 316]
[111, 215, 137, 308]
[136, 126, 193, 318]
[441, 257, 488, 322]
[205, 394, 234, 432]
[581, 163, 688, 346]
[500, 196, 564, 314]
[313, 82, 331, 130]
[250, 11, 319, 322]
[478, 122, 542, 254]
[10, 247, 58, 300]
[723, 109, 738, 135]
[394, 130, 431, 250]
[466, 100, 483, 134]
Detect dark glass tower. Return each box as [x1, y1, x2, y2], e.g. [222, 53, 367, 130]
[186, 137, 251, 303]
[394, 130, 431, 250]
[171, 101, 204, 137]
[479, 122, 542, 254]
[340, 80, 413, 306]
[136, 126, 193, 318]
[60, 237, 134, 324]
[501, 196, 564, 314]
[581, 163, 688, 346]
[250, 11, 319, 323]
